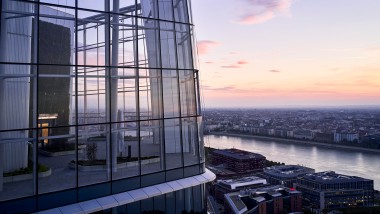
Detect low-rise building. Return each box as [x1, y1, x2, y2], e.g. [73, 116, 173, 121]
[295, 171, 374, 210]
[211, 149, 266, 173]
[293, 130, 313, 140]
[224, 185, 302, 214]
[263, 165, 315, 188]
[214, 176, 267, 203]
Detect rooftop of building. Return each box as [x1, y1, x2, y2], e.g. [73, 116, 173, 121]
[302, 171, 373, 184]
[225, 185, 301, 213]
[213, 148, 266, 160]
[264, 165, 315, 178]
[217, 176, 267, 190]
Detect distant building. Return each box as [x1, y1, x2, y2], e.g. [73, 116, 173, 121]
[334, 132, 359, 143]
[263, 165, 315, 188]
[295, 171, 374, 210]
[211, 149, 266, 173]
[314, 132, 334, 143]
[214, 176, 267, 203]
[293, 130, 313, 140]
[224, 185, 302, 214]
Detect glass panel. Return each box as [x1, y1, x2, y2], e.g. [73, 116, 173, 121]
[77, 12, 107, 67]
[197, 116, 205, 163]
[38, 65, 75, 128]
[140, 17, 161, 68]
[160, 21, 177, 69]
[0, 1, 36, 64]
[158, 0, 174, 21]
[110, 14, 137, 68]
[112, 122, 140, 180]
[126, 201, 140, 214]
[78, 0, 105, 12]
[184, 187, 193, 212]
[38, 127, 76, 194]
[166, 192, 176, 214]
[0, 130, 36, 201]
[40, 0, 75, 7]
[78, 124, 110, 186]
[193, 185, 203, 213]
[118, 0, 137, 14]
[162, 70, 179, 118]
[77, 69, 107, 125]
[140, 75, 163, 120]
[140, 120, 164, 174]
[175, 24, 193, 69]
[194, 71, 201, 114]
[139, 0, 158, 19]
[153, 194, 165, 212]
[141, 197, 153, 213]
[38, 5, 75, 65]
[182, 117, 199, 166]
[176, 189, 184, 214]
[179, 70, 196, 117]
[112, 68, 137, 122]
[173, 0, 189, 23]
[190, 26, 199, 70]
[0, 64, 37, 131]
[164, 119, 182, 170]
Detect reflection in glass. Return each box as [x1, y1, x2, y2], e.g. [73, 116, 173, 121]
[0, 0, 203, 209]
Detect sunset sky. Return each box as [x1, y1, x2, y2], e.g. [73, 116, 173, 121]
[191, 0, 380, 108]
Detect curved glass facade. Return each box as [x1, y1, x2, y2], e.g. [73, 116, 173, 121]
[0, 0, 208, 212]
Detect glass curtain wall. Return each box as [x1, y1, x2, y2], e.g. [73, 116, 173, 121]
[0, 0, 204, 211]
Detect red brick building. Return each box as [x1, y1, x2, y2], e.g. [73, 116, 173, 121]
[211, 148, 266, 173]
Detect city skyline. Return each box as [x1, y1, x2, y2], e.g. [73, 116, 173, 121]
[192, 0, 380, 108]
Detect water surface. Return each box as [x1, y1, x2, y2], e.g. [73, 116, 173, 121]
[205, 134, 380, 190]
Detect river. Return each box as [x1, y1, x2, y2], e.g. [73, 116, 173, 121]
[205, 134, 380, 190]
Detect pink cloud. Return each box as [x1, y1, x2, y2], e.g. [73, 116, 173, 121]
[197, 40, 219, 55]
[221, 60, 248, 68]
[237, 60, 248, 65]
[239, 0, 292, 24]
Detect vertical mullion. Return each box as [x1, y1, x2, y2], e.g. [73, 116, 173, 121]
[133, 0, 142, 183]
[35, 1, 40, 208]
[155, 0, 167, 180]
[74, 0, 79, 198]
[105, 0, 111, 182]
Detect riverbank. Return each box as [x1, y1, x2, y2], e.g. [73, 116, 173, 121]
[207, 132, 380, 154]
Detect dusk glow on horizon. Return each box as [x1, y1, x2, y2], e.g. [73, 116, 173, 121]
[192, 0, 380, 108]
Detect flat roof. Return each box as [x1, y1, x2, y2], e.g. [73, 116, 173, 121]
[264, 165, 315, 178]
[302, 171, 373, 184]
[218, 176, 267, 190]
[213, 149, 266, 160]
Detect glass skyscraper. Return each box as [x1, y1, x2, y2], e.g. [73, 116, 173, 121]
[0, 0, 215, 213]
